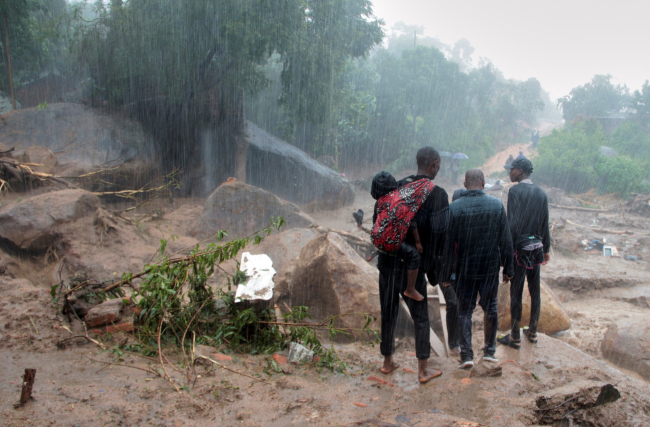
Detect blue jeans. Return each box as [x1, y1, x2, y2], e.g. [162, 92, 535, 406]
[456, 274, 499, 360]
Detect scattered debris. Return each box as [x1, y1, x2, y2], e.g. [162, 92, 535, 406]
[288, 342, 314, 364]
[470, 364, 503, 378]
[235, 252, 276, 302]
[534, 381, 620, 425]
[16, 369, 36, 408]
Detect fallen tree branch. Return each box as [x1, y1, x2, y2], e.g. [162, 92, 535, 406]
[565, 219, 644, 235]
[196, 355, 272, 385]
[549, 203, 608, 212]
[85, 356, 161, 377]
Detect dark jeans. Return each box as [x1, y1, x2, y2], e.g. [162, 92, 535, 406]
[429, 274, 459, 350]
[457, 274, 499, 360]
[510, 263, 541, 337]
[378, 253, 430, 360]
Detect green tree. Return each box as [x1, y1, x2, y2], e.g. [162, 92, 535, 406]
[558, 74, 631, 123]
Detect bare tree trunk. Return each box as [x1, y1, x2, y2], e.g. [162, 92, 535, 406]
[3, 14, 16, 110]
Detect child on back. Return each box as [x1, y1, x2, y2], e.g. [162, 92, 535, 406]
[369, 171, 424, 302]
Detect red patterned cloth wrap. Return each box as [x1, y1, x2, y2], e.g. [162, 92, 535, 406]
[371, 179, 435, 252]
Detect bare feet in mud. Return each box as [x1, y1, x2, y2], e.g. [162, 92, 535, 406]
[418, 368, 442, 383]
[380, 356, 400, 374]
[404, 289, 424, 301]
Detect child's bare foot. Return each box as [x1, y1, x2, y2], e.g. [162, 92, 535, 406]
[380, 356, 400, 374]
[404, 288, 424, 301]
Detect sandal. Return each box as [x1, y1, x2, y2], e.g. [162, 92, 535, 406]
[497, 334, 521, 349]
[523, 327, 538, 344]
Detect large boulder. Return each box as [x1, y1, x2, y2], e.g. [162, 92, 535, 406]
[0, 189, 100, 249]
[601, 322, 650, 381]
[21, 146, 57, 174]
[247, 227, 318, 271]
[284, 232, 380, 337]
[497, 279, 571, 335]
[244, 122, 355, 210]
[193, 181, 315, 240]
[0, 103, 155, 172]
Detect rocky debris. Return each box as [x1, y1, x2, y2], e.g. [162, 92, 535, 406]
[0, 103, 156, 173]
[601, 321, 650, 381]
[497, 279, 571, 335]
[21, 146, 57, 174]
[543, 186, 581, 207]
[470, 363, 503, 378]
[193, 181, 315, 240]
[273, 257, 298, 302]
[246, 228, 318, 271]
[84, 298, 125, 328]
[0, 189, 100, 249]
[534, 380, 621, 425]
[283, 232, 380, 338]
[244, 122, 355, 210]
[616, 295, 649, 308]
[623, 193, 650, 217]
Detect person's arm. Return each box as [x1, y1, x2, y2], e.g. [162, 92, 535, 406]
[541, 192, 551, 262]
[506, 187, 519, 246]
[499, 205, 515, 281]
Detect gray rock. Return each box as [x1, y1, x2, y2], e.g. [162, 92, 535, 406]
[193, 181, 314, 240]
[601, 322, 650, 381]
[247, 228, 317, 271]
[22, 146, 57, 174]
[0, 103, 156, 172]
[85, 298, 124, 328]
[0, 189, 100, 249]
[244, 122, 355, 210]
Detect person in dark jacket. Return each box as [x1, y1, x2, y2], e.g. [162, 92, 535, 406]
[443, 169, 514, 368]
[377, 146, 449, 384]
[498, 157, 550, 348]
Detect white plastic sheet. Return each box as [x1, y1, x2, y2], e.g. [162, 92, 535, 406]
[234, 252, 276, 302]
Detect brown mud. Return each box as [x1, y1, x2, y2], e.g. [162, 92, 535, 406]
[2, 141, 650, 426]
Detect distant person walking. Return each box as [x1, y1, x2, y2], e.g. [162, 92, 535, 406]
[498, 158, 550, 349]
[531, 130, 539, 149]
[505, 154, 514, 167]
[376, 147, 449, 383]
[443, 169, 514, 368]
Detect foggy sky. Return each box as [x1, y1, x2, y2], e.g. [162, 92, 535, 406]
[371, 0, 650, 100]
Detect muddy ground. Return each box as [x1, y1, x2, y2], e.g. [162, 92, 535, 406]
[2, 146, 650, 426]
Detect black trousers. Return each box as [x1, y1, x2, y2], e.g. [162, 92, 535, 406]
[510, 263, 541, 337]
[427, 271, 460, 350]
[378, 253, 430, 360]
[456, 274, 499, 360]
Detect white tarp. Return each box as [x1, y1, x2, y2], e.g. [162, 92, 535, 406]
[235, 252, 276, 302]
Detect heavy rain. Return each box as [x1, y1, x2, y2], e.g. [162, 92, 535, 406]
[1, 0, 650, 425]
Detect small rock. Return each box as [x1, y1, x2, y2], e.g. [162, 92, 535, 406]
[354, 402, 367, 408]
[105, 322, 134, 333]
[470, 364, 503, 378]
[273, 354, 288, 365]
[84, 298, 124, 328]
[624, 255, 638, 262]
[211, 353, 234, 362]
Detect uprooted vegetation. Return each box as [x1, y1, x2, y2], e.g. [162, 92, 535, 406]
[53, 217, 378, 391]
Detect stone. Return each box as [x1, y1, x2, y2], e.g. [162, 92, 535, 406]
[193, 181, 315, 240]
[470, 364, 503, 378]
[244, 122, 355, 210]
[21, 146, 57, 174]
[285, 232, 380, 338]
[272, 256, 299, 302]
[105, 322, 135, 333]
[497, 279, 571, 335]
[0, 103, 155, 172]
[84, 298, 124, 328]
[247, 228, 317, 271]
[0, 189, 100, 249]
[601, 321, 650, 381]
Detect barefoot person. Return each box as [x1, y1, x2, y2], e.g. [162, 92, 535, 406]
[377, 147, 449, 383]
[443, 169, 514, 368]
[369, 171, 425, 301]
[498, 158, 550, 348]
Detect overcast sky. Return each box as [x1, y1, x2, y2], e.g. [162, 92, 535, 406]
[370, 0, 649, 100]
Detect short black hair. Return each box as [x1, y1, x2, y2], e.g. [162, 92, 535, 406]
[416, 146, 440, 168]
[371, 171, 398, 200]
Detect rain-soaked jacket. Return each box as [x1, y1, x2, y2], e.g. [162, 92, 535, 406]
[507, 181, 551, 254]
[443, 189, 514, 281]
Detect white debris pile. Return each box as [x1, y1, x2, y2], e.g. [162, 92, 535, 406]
[234, 252, 276, 302]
